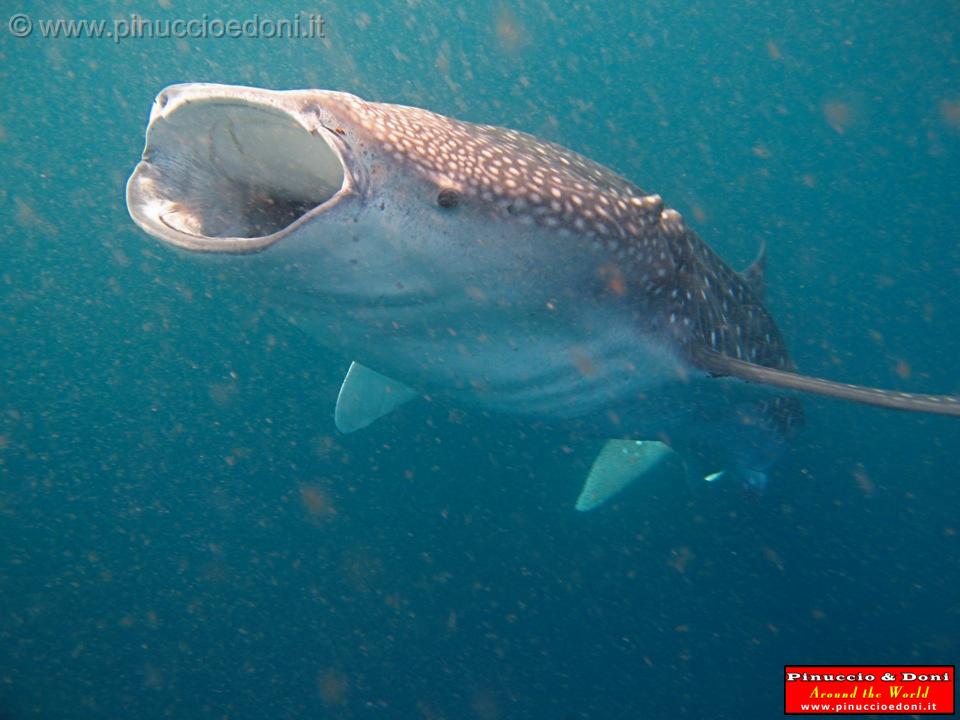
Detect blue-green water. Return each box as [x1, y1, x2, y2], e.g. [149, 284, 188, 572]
[2, 2, 959, 718]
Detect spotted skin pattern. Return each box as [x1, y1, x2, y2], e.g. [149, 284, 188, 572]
[316, 95, 960, 420]
[328, 97, 807, 425]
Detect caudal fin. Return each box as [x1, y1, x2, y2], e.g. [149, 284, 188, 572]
[697, 350, 960, 417]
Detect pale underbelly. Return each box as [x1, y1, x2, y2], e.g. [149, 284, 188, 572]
[292, 299, 695, 423]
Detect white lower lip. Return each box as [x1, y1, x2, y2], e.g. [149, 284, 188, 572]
[127, 88, 347, 254]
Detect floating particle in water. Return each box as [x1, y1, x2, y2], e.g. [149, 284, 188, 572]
[895, 359, 912, 379]
[299, 484, 336, 519]
[823, 100, 853, 134]
[939, 99, 960, 129]
[853, 465, 875, 498]
[317, 668, 348, 706]
[494, 6, 527, 53]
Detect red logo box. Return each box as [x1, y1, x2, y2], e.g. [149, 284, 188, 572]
[784, 665, 954, 715]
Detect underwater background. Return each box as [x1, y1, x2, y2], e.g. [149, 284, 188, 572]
[2, 1, 959, 718]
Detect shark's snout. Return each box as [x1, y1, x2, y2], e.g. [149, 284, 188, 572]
[126, 84, 348, 253]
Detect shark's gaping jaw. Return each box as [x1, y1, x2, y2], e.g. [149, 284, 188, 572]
[126, 85, 351, 254]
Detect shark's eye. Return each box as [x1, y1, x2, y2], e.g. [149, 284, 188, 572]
[436, 188, 460, 208]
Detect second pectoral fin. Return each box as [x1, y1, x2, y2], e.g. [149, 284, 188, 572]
[575, 439, 675, 511]
[334, 361, 419, 433]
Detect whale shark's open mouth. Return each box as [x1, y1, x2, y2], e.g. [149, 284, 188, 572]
[127, 87, 346, 253]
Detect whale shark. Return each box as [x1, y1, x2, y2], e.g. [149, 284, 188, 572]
[126, 83, 960, 510]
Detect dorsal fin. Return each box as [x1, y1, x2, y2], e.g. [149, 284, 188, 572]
[741, 239, 766, 299]
[695, 349, 960, 417]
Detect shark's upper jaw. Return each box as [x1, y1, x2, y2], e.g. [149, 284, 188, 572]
[126, 85, 351, 254]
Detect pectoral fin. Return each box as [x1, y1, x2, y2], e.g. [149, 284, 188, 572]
[334, 362, 419, 433]
[575, 440, 674, 511]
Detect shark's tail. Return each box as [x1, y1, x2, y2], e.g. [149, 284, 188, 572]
[696, 350, 960, 417]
